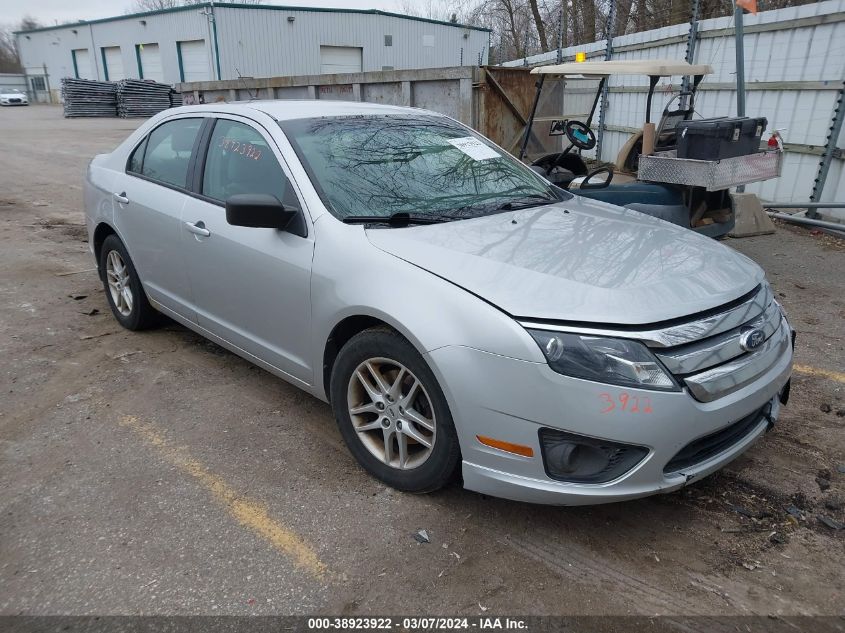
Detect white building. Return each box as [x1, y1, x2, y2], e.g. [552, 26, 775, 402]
[16, 2, 490, 91]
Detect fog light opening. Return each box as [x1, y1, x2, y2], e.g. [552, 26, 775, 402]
[546, 442, 609, 476]
[539, 429, 648, 484]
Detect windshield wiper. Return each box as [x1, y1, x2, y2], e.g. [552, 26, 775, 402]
[496, 194, 559, 211]
[342, 211, 455, 227]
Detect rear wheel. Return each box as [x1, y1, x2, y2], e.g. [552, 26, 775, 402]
[99, 234, 158, 331]
[330, 327, 461, 493]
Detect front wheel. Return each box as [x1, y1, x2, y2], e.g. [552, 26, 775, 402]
[99, 234, 159, 331]
[330, 327, 461, 493]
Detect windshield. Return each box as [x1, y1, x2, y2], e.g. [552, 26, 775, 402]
[280, 114, 567, 221]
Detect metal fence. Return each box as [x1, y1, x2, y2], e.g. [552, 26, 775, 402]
[502, 0, 845, 219]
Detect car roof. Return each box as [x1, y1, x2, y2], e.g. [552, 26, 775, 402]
[531, 59, 713, 78]
[175, 100, 431, 121]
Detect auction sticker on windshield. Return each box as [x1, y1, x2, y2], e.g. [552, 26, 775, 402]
[447, 137, 501, 161]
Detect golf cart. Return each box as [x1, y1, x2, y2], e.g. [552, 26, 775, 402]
[519, 59, 783, 238]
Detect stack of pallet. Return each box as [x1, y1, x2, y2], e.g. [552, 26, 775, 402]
[61, 78, 117, 117]
[170, 91, 184, 108]
[116, 79, 173, 118]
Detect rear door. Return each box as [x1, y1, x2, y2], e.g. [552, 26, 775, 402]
[112, 116, 206, 321]
[319, 46, 363, 74]
[102, 46, 125, 81]
[138, 43, 163, 82]
[73, 49, 93, 79]
[180, 115, 315, 384]
[179, 40, 209, 82]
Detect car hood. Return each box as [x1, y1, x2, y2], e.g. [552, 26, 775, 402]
[366, 198, 764, 325]
[1, 93, 26, 98]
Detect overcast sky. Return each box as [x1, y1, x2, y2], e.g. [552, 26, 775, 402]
[1, 0, 409, 28]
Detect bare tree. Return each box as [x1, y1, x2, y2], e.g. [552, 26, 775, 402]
[19, 15, 40, 31]
[0, 26, 21, 73]
[397, 0, 483, 23]
[0, 17, 42, 73]
[129, 0, 180, 10]
[527, 0, 549, 51]
[130, 0, 262, 11]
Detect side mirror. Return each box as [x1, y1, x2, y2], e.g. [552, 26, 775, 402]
[225, 193, 301, 233]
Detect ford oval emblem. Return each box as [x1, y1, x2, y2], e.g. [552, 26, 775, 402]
[740, 328, 766, 351]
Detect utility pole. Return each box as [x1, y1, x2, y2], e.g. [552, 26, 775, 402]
[556, 4, 565, 64]
[808, 81, 845, 218]
[596, 0, 616, 160]
[681, 0, 701, 109]
[734, 2, 747, 191]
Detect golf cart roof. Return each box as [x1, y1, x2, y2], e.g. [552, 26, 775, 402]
[530, 59, 714, 78]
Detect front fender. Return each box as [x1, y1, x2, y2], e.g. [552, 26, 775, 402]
[310, 217, 545, 400]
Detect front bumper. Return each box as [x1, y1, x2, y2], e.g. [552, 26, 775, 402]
[427, 326, 793, 505]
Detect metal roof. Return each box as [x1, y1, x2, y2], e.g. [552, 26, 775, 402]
[14, 2, 491, 35]
[530, 59, 714, 77]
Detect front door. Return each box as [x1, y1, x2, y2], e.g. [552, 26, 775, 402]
[181, 117, 315, 384]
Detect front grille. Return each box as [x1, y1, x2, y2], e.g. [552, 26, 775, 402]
[663, 405, 768, 474]
[653, 284, 789, 402]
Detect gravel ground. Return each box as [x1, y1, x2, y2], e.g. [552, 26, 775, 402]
[0, 105, 843, 619]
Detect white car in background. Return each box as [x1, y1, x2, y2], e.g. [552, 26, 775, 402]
[0, 89, 29, 106]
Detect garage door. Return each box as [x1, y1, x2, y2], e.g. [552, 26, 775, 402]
[179, 40, 209, 82]
[138, 43, 163, 83]
[319, 46, 363, 74]
[102, 46, 124, 81]
[72, 49, 93, 79]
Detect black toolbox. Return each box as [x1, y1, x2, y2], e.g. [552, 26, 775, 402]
[676, 117, 767, 160]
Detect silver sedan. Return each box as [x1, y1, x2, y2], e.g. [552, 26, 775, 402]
[84, 101, 793, 504]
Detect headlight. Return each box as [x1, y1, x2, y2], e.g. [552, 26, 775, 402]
[527, 329, 679, 391]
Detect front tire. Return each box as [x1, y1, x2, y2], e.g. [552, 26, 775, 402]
[99, 234, 158, 331]
[330, 327, 461, 493]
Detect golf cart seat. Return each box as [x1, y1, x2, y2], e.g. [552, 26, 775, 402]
[576, 182, 683, 207]
[577, 182, 693, 228]
[530, 152, 588, 188]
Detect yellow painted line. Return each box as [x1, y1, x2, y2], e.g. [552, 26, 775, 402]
[792, 365, 845, 383]
[794, 364, 845, 384]
[119, 415, 327, 578]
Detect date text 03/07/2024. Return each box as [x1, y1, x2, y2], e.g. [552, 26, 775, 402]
[306, 617, 529, 630]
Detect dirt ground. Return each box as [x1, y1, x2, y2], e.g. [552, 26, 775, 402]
[1, 106, 843, 620]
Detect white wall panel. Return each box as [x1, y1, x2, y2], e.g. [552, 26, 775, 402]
[502, 0, 845, 207]
[214, 6, 489, 79]
[17, 5, 489, 90]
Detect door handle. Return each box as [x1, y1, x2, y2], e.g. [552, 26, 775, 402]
[185, 221, 211, 237]
[113, 192, 130, 204]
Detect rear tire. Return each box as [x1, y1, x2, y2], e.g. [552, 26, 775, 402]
[99, 234, 158, 331]
[330, 327, 461, 493]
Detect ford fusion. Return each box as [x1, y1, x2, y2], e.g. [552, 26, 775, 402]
[84, 101, 793, 504]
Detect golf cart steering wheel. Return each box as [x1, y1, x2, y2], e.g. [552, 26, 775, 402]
[578, 166, 614, 190]
[566, 120, 596, 151]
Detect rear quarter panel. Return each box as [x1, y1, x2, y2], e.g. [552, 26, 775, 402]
[84, 155, 119, 259]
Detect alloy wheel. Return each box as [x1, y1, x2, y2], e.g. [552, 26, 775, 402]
[105, 250, 133, 317]
[346, 358, 436, 470]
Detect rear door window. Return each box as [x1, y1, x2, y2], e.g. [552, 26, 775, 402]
[127, 137, 147, 174]
[140, 118, 202, 189]
[202, 119, 294, 206]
